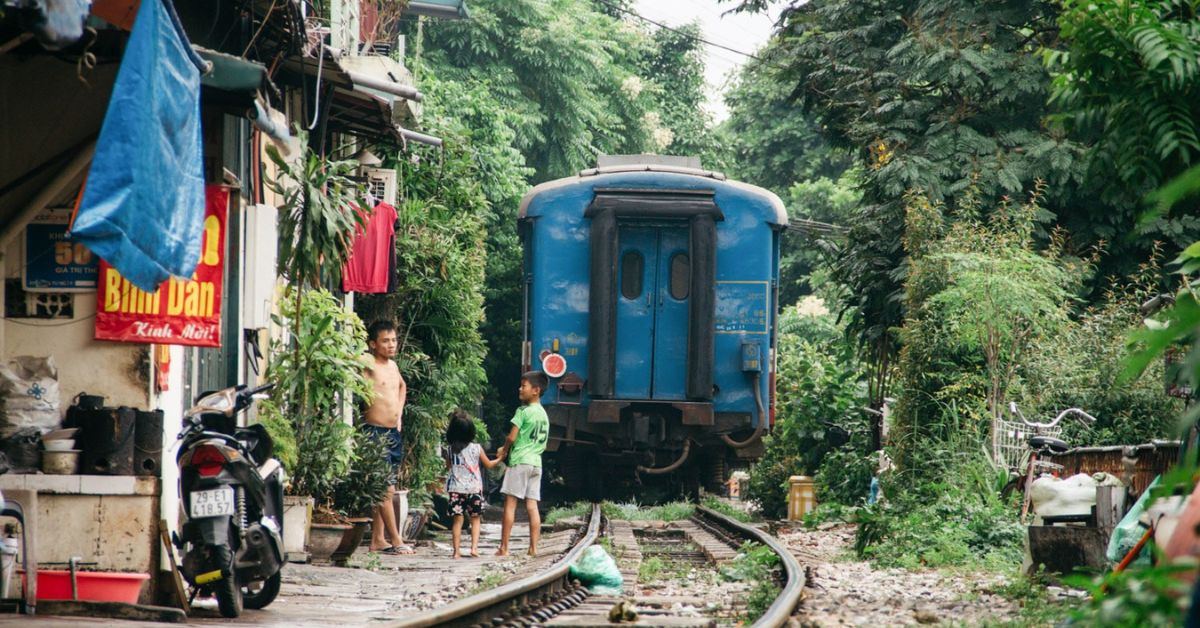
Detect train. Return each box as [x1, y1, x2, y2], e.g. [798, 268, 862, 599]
[517, 155, 787, 496]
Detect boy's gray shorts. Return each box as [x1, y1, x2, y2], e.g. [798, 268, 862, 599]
[501, 464, 542, 501]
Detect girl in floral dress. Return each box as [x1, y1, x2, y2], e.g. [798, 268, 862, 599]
[445, 409, 502, 558]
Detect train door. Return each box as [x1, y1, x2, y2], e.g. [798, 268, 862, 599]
[614, 224, 690, 399]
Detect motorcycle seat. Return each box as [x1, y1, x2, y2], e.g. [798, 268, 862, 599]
[236, 424, 275, 464]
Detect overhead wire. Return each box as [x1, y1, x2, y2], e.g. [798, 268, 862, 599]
[592, 0, 764, 61]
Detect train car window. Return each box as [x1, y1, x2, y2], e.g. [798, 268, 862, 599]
[669, 253, 690, 300]
[620, 251, 644, 299]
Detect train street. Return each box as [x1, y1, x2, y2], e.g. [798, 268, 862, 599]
[7, 0, 1200, 624]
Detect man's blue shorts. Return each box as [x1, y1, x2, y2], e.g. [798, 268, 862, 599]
[361, 424, 404, 468]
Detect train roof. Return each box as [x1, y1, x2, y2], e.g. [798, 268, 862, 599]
[518, 163, 789, 227]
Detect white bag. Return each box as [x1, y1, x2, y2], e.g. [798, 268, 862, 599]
[0, 356, 61, 438]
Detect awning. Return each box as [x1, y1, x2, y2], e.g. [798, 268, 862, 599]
[405, 0, 470, 19]
[275, 51, 443, 146]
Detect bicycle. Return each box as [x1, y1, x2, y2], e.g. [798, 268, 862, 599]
[997, 401, 1097, 523]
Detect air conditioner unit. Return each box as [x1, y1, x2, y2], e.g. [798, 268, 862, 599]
[242, 203, 278, 330]
[363, 167, 397, 207]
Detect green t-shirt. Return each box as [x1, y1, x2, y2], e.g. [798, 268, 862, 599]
[508, 403, 549, 467]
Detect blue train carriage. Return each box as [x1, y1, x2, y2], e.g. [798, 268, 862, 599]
[518, 155, 786, 493]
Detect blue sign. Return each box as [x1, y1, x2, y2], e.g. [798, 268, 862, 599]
[24, 212, 98, 292]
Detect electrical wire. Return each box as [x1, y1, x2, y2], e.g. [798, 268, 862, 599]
[307, 39, 325, 131]
[593, 0, 764, 61]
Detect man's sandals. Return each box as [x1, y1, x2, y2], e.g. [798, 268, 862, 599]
[379, 544, 415, 555]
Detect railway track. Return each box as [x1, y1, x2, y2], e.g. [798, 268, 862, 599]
[387, 504, 803, 628]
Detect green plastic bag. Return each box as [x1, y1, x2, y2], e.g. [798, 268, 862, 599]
[1106, 475, 1160, 568]
[569, 545, 623, 595]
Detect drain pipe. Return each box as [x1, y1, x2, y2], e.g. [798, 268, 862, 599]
[721, 372, 766, 449]
[637, 439, 691, 475]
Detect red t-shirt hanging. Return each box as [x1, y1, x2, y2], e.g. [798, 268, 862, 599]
[342, 202, 397, 293]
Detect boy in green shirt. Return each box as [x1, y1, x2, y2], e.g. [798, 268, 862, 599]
[496, 371, 550, 556]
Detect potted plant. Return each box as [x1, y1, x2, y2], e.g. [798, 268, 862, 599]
[258, 287, 372, 563]
[329, 430, 396, 565]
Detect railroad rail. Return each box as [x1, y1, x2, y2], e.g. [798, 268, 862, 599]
[387, 503, 803, 627]
[693, 506, 805, 627]
[386, 503, 601, 628]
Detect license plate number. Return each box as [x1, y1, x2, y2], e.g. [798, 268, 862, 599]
[190, 488, 235, 518]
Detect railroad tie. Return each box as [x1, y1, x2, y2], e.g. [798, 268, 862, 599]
[673, 521, 738, 562]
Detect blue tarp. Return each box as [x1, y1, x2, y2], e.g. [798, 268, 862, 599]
[72, 0, 209, 293]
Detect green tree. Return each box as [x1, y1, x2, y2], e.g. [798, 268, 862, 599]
[415, 0, 655, 181]
[731, 0, 1095, 405]
[638, 22, 730, 169]
[892, 188, 1076, 474]
[723, 47, 851, 199]
[1047, 0, 1200, 250]
[778, 170, 862, 306]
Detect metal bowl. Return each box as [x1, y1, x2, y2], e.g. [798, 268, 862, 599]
[43, 439, 76, 452]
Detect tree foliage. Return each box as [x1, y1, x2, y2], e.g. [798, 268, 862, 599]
[737, 0, 1097, 397]
[891, 187, 1077, 473]
[417, 0, 656, 181]
[722, 47, 851, 199]
[746, 304, 871, 517]
[1049, 0, 1200, 190]
[355, 75, 493, 493]
[637, 22, 729, 168]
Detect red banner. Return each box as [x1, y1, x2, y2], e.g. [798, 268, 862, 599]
[95, 186, 229, 347]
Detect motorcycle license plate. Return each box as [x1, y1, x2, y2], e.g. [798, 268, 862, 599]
[190, 488, 235, 518]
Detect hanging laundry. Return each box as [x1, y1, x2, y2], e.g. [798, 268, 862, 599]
[342, 202, 398, 294]
[71, 0, 209, 293]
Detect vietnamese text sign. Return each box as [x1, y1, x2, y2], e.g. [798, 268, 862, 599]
[714, 281, 770, 334]
[95, 186, 229, 347]
[24, 209, 99, 292]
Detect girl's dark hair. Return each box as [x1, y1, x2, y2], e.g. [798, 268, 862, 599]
[446, 408, 476, 454]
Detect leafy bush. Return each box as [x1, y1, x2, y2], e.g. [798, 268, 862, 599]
[259, 287, 371, 507]
[1066, 562, 1192, 626]
[1024, 246, 1183, 446]
[891, 188, 1077, 477]
[854, 488, 1024, 570]
[332, 429, 398, 518]
[746, 306, 870, 518]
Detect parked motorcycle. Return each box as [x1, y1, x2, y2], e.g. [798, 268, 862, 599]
[173, 384, 283, 618]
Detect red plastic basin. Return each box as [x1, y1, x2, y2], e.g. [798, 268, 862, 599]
[19, 570, 149, 603]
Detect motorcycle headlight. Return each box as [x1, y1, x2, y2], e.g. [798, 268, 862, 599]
[186, 388, 237, 416]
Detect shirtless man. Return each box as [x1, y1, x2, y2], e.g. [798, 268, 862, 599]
[362, 320, 412, 554]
